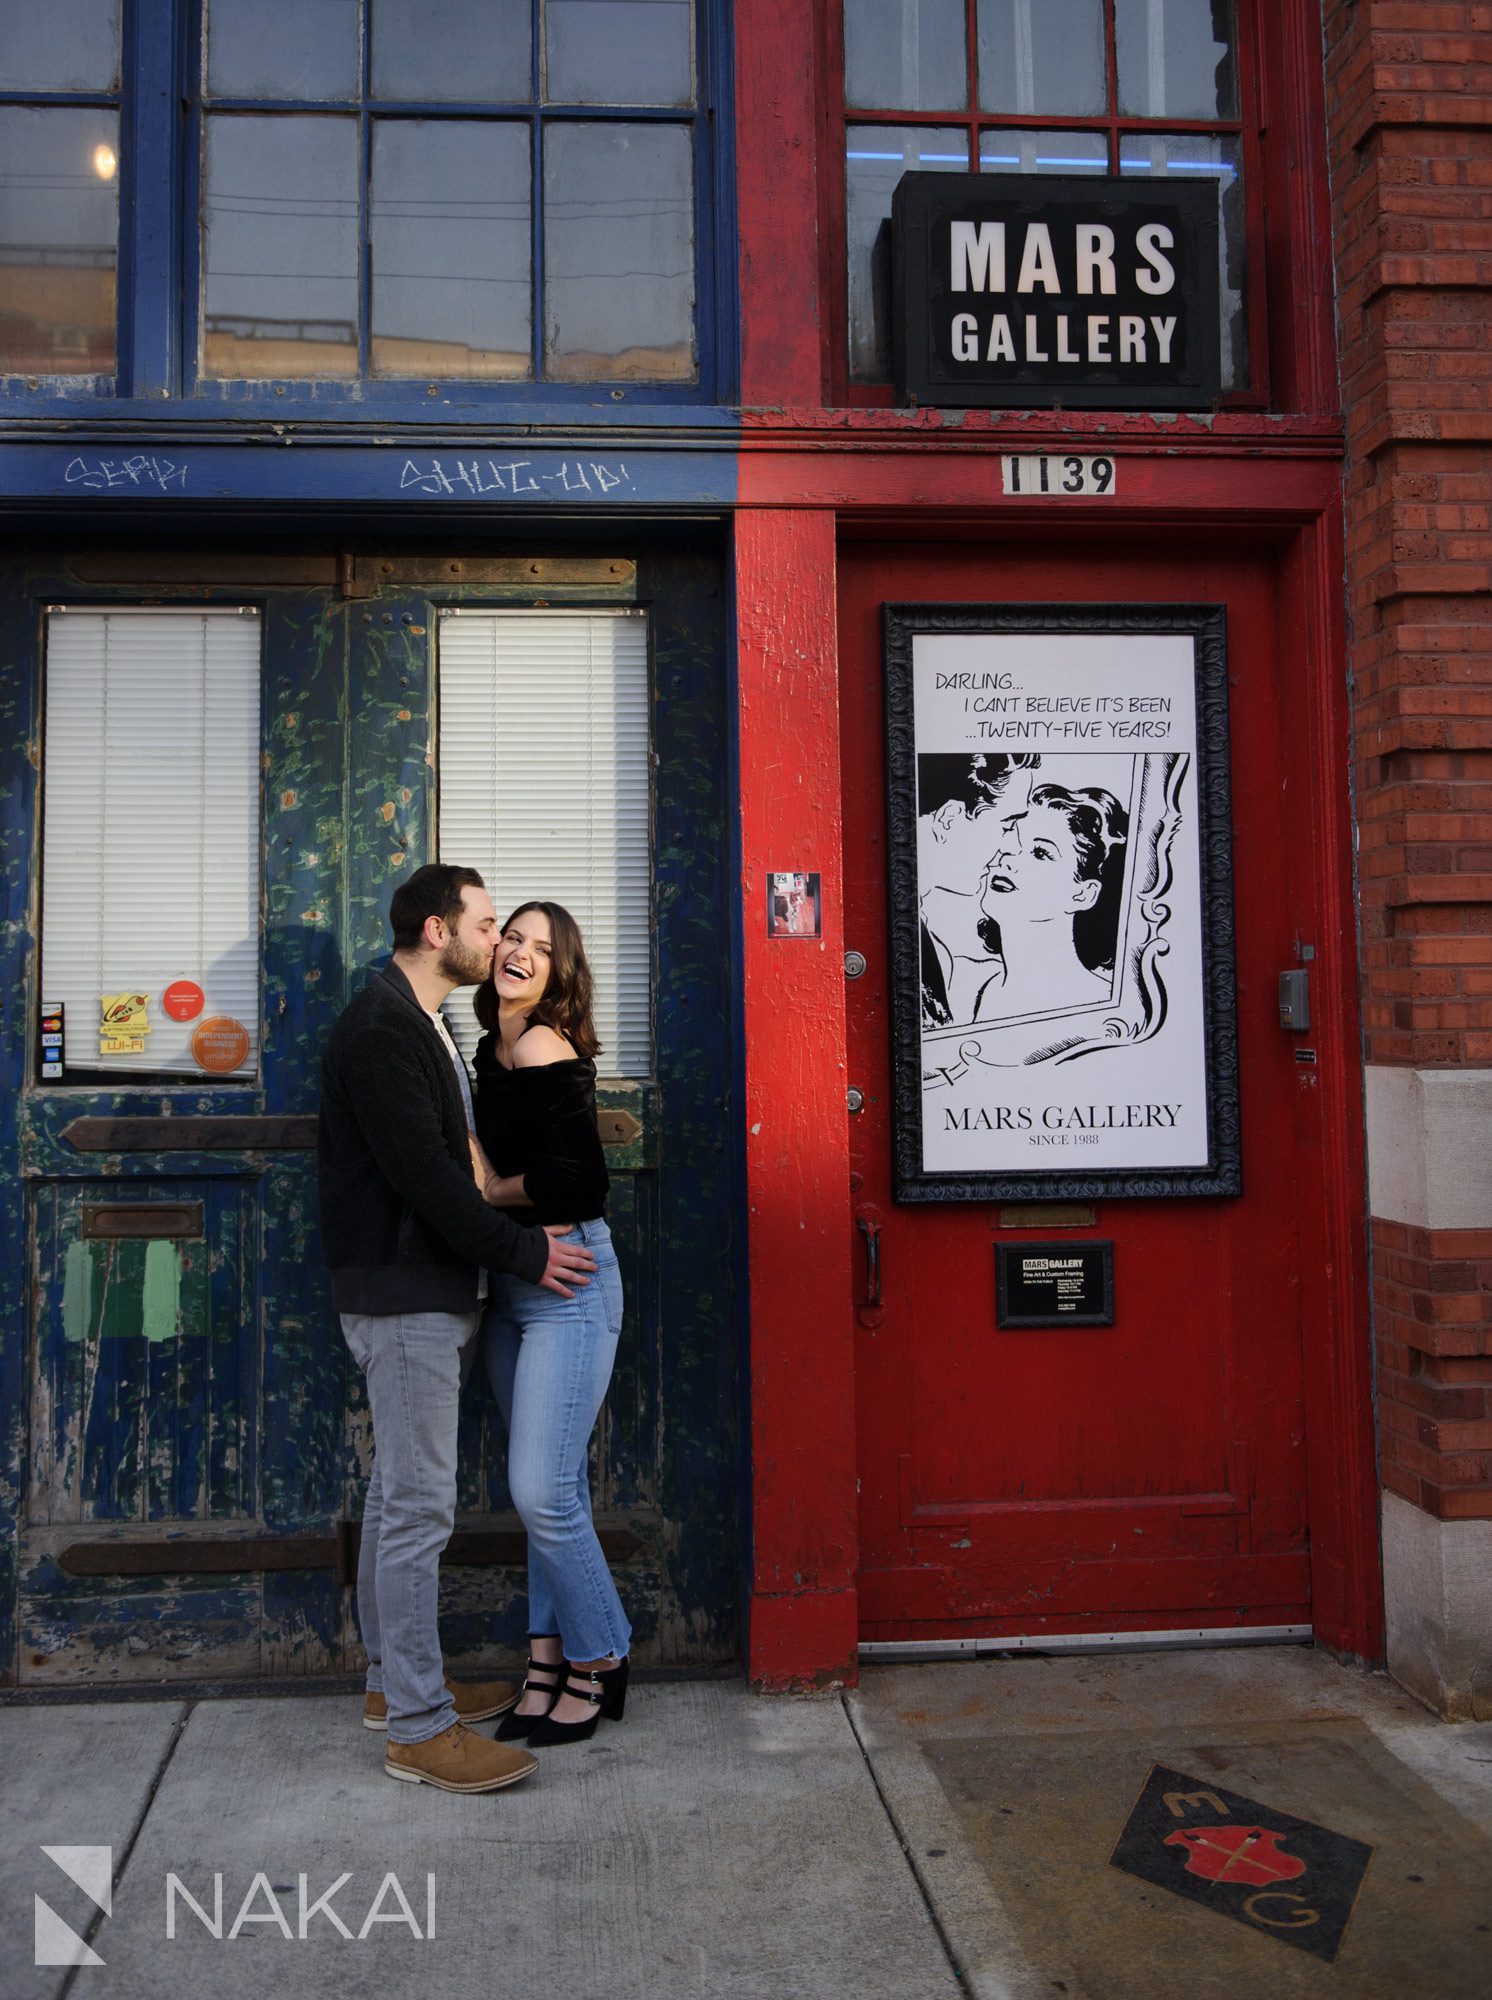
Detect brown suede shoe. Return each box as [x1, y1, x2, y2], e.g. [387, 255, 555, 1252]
[363, 1676, 520, 1732]
[384, 1722, 537, 1793]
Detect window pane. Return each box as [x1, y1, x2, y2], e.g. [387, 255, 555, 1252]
[544, 122, 694, 381]
[1120, 131, 1245, 387]
[545, 1, 693, 107]
[42, 609, 262, 1081]
[976, 0, 1105, 116]
[0, 107, 117, 376]
[979, 127, 1108, 174]
[202, 115, 359, 379]
[1116, 0, 1237, 119]
[438, 609, 652, 1079]
[206, 0, 360, 100]
[846, 124, 966, 382]
[0, 0, 119, 90]
[372, 0, 533, 103]
[845, 0, 967, 112]
[371, 121, 531, 378]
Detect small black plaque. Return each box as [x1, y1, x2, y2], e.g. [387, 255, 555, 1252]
[996, 1239, 1113, 1327]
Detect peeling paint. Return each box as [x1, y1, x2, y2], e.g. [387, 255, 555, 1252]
[141, 1240, 181, 1344]
[62, 1240, 93, 1345]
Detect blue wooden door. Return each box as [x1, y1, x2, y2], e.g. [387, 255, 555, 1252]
[0, 549, 739, 1685]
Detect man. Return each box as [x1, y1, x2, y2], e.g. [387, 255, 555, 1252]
[318, 863, 596, 1793]
[917, 752, 1039, 1026]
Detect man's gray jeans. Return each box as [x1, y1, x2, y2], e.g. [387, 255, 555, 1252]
[340, 1308, 480, 1744]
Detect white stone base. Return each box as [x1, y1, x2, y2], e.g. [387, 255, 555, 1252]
[1382, 1489, 1492, 1721]
[1364, 1065, 1492, 1230]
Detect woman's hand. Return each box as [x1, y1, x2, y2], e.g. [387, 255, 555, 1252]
[468, 1133, 492, 1192]
[482, 1170, 530, 1207]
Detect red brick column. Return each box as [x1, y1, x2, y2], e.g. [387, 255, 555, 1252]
[1326, 0, 1492, 1714]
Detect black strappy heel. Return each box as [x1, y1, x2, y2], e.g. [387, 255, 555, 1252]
[524, 1657, 628, 1746]
[494, 1648, 563, 1740]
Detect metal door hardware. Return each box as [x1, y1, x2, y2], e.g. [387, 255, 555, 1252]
[82, 1203, 203, 1241]
[1278, 969, 1311, 1033]
[847, 1087, 865, 1113]
[844, 950, 867, 979]
[857, 1216, 882, 1310]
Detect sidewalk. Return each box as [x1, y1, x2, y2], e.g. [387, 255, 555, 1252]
[2, 1646, 1489, 1999]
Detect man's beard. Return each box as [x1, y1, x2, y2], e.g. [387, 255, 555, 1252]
[438, 939, 493, 987]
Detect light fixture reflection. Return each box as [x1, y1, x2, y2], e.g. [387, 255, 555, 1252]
[92, 144, 117, 181]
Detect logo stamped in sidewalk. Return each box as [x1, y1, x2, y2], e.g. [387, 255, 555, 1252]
[1109, 1763, 1374, 1962]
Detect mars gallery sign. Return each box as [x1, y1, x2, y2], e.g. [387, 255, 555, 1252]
[893, 174, 1220, 410]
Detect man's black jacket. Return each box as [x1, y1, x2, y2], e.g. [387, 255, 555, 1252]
[318, 961, 548, 1312]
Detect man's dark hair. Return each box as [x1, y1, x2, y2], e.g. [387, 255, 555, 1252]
[918, 751, 1041, 818]
[389, 863, 486, 951]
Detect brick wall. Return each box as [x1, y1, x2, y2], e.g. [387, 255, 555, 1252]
[1326, 0, 1492, 1524]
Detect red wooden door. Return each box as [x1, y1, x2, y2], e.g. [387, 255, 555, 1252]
[841, 536, 1313, 1641]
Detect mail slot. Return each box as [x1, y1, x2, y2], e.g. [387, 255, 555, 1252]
[81, 1203, 205, 1241]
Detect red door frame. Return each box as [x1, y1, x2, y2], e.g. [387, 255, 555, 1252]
[732, 0, 1379, 1688]
[734, 478, 1381, 1688]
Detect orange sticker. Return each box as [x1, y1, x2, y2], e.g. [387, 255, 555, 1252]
[162, 980, 206, 1022]
[190, 1015, 250, 1074]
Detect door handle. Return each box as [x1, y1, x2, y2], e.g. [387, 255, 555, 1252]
[857, 1215, 882, 1310]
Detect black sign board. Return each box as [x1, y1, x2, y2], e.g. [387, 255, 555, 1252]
[893, 173, 1220, 410]
[996, 1240, 1114, 1327]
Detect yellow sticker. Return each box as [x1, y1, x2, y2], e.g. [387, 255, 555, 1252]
[99, 1034, 147, 1055]
[100, 992, 151, 1038]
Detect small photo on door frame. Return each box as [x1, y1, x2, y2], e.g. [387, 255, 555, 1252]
[883, 601, 1242, 1202]
[767, 871, 822, 939]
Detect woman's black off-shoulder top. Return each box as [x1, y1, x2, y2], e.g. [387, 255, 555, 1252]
[472, 1031, 610, 1226]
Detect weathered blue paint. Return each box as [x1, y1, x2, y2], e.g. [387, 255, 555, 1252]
[258, 594, 353, 1667]
[0, 571, 44, 1681]
[1, 546, 741, 1681]
[0, 444, 739, 513]
[644, 553, 742, 1658]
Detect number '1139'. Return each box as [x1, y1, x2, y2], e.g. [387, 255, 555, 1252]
[1001, 455, 1116, 496]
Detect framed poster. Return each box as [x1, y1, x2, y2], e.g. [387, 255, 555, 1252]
[884, 603, 1240, 1202]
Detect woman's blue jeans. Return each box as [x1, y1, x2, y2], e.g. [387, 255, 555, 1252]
[483, 1218, 632, 1663]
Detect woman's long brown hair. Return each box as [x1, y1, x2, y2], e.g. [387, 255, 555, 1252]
[474, 900, 601, 1058]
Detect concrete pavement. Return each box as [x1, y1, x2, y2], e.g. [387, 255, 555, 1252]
[2, 1646, 1488, 1999]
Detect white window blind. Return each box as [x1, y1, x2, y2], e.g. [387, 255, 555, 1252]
[41, 608, 262, 1079]
[437, 608, 651, 1078]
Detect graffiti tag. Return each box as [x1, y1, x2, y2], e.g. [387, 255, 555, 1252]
[398, 457, 631, 499]
[64, 455, 188, 494]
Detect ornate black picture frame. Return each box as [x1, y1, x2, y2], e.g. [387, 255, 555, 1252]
[884, 602, 1241, 1202]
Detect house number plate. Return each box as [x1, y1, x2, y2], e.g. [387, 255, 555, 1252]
[1001, 454, 1117, 497]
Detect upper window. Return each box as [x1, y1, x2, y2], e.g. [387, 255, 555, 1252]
[1, 0, 723, 403]
[840, 0, 1251, 396]
[198, 0, 699, 387]
[0, 0, 121, 381]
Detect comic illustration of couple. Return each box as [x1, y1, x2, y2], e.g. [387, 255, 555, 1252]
[917, 750, 1131, 1032]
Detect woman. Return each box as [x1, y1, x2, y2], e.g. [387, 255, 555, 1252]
[976, 781, 1129, 1019]
[469, 901, 629, 1745]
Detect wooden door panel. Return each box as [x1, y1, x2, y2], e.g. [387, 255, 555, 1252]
[7, 553, 741, 1684]
[842, 539, 1310, 1638]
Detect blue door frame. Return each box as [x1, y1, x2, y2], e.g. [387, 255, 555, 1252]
[0, 535, 741, 1684]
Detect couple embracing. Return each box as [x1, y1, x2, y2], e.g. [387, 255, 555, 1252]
[317, 863, 629, 1794]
